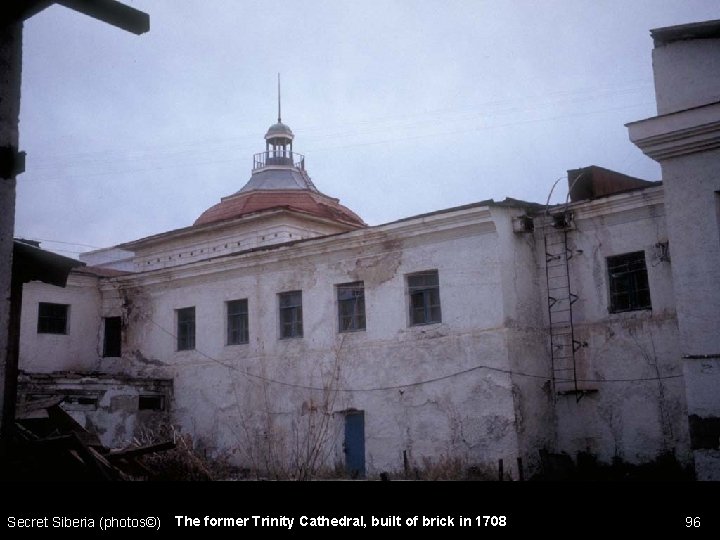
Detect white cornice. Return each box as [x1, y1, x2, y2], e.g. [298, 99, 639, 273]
[99, 205, 496, 290]
[627, 101, 720, 161]
[120, 207, 356, 251]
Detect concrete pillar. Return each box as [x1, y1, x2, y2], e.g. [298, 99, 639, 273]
[0, 21, 22, 439]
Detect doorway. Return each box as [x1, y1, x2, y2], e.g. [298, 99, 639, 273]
[344, 410, 365, 478]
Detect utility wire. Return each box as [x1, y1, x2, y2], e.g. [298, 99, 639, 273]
[22, 101, 653, 185]
[147, 318, 682, 393]
[26, 81, 653, 167]
[25, 237, 101, 249]
[24, 82, 653, 172]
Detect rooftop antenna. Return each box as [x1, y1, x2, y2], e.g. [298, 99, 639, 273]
[277, 73, 282, 123]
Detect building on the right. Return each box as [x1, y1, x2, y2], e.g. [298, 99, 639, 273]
[628, 19, 720, 480]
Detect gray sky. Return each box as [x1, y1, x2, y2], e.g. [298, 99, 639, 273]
[15, 1, 720, 257]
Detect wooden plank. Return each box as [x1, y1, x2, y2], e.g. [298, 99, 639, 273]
[106, 440, 175, 460]
[0, 1, 54, 26]
[56, 0, 149, 34]
[15, 396, 64, 419]
[86, 444, 125, 480]
[46, 404, 102, 447]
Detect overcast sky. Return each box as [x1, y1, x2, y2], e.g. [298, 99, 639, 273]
[14, 1, 719, 256]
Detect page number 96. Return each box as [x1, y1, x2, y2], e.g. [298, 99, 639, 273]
[686, 517, 700, 528]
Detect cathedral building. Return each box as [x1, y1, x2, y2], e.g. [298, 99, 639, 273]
[16, 19, 720, 479]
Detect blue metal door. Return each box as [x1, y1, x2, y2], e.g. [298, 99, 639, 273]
[344, 410, 365, 478]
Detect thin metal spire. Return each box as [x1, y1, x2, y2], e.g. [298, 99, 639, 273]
[277, 73, 281, 123]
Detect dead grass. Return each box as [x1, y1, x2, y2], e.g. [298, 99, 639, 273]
[388, 454, 497, 481]
[133, 423, 234, 481]
[418, 455, 466, 480]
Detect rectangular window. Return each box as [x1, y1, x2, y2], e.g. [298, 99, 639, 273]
[62, 395, 98, 410]
[337, 281, 366, 332]
[176, 307, 195, 350]
[408, 270, 442, 325]
[138, 395, 165, 411]
[37, 302, 69, 334]
[279, 291, 303, 339]
[103, 316, 122, 357]
[227, 299, 249, 345]
[607, 251, 651, 313]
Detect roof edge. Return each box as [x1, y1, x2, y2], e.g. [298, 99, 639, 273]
[651, 19, 720, 47]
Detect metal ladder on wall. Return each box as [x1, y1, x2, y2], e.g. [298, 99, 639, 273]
[544, 211, 582, 397]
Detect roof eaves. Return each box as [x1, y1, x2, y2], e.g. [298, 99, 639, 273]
[651, 19, 720, 47]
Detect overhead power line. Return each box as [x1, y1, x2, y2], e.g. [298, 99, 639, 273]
[26, 237, 101, 249]
[23, 101, 653, 185]
[24, 81, 653, 171]
[148, 319, 683, 393]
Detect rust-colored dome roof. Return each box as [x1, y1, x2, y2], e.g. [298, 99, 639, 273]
[194, 190, 366, 228]
[196, 110, 365, 230]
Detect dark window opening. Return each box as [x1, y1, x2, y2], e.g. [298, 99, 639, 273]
[337, 282, 366, 332]
[61, 395, 99, 410]
[139, 395, 165, 411]
[279, 291, 303, 339]
[552, 212, 572, 229]
[408, 271, 442, 325]
[227, 299, 249, 345]
[103, 316, 122, 357]
[608, 251, 651, 313]
[64, 396, 98, 406]
[177, 307, 196, 350]
[37, 302, 69, 334]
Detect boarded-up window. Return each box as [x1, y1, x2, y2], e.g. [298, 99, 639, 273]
[279, 291, 303, 339]
[407, 271, 442, 325]
[103, 316, 122, 357]
[337, 282, 366, 332]
[607, 252, 651, 313]
[37, 302, 69, 334]
[227, 299, 249, 345]
[177, 307, 195, 350]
